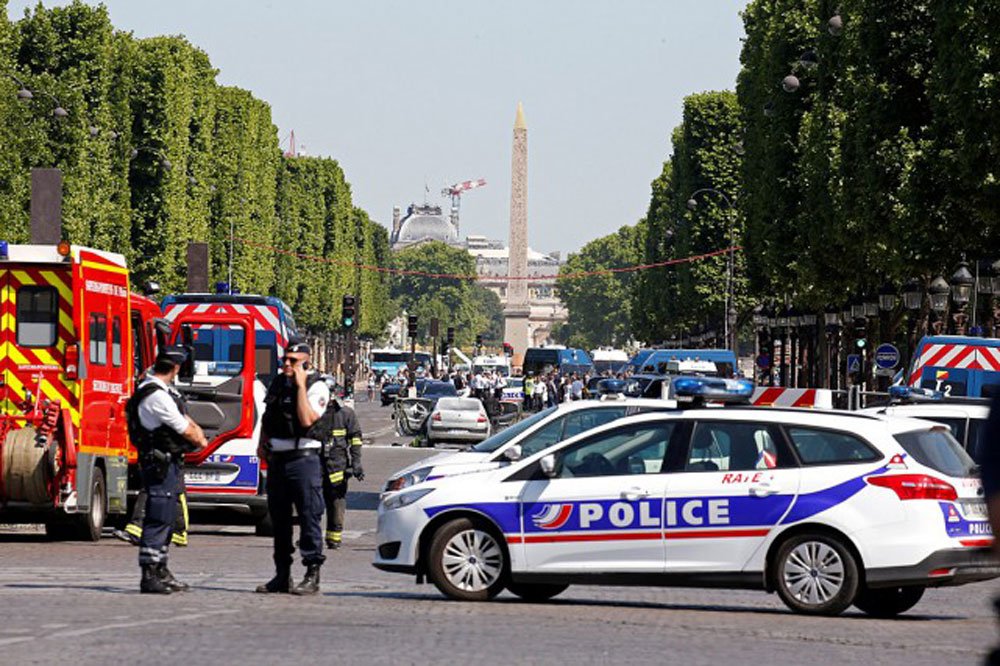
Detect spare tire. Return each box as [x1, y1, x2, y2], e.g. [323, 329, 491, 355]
[2, 427, 51, 504]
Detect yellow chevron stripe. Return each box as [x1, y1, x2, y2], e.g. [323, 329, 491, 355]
[38, 270, 72, 302]
[0, 312, 13, 332]
[81, 260, 128, 276]
[11, 270, 35, 286]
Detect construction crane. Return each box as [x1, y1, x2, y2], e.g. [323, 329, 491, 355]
[441, 178, 487, 212]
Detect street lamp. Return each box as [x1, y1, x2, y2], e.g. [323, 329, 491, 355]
[902, 279, 923, 311]
[687, 188, 739, 355]
[851, 303, 865, 320]
[828, 14, 844, 36]
[798, 50, 819, 71]
[863, 300, 879, 318]
[950, 261, 974, 306]
[782, 75, 801, 93]
[928, 276, 950, 314]
[878, 284, 897, 312]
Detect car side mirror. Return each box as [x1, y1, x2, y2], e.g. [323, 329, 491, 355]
[504, 444, 522, 462]
[539, 454, 557, 478]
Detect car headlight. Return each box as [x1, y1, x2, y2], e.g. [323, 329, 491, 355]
[382, 488, 434, 511]
[384, 466, 432, 492]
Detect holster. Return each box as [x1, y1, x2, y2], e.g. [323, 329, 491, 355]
[140, 449, 172, 483]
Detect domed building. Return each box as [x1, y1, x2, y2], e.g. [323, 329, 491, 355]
[389, 203, 461, 249]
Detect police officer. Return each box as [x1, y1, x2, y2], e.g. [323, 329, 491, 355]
[126, 346, 208, 594]
[322, 395, 363, 550]
[256, 342, 329, 595]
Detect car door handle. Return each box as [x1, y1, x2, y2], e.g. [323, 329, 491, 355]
[621, 488, 650, 501]
[749, 483, 780, 498]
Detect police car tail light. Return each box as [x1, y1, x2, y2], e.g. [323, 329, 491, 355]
[866, 474, 957, 501]
[64, 343, 79, 380]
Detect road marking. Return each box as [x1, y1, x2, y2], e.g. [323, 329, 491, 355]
[0, 610, 238, 646]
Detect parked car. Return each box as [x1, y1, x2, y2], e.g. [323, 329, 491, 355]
[380, 382, 403, 406]
[426, 397, 491, 447]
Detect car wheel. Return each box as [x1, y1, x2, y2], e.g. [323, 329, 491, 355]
[853, 585, 925, 618]
[507, 582, 568, 602]
[772, 533, 859, 616]
[428, 517, 507, 601]
[74, 467, 106, 541]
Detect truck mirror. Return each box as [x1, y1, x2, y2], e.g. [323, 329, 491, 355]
[143, 280, 161, 296]
[179, 324, 195, 381]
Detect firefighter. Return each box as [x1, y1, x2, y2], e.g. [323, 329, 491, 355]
[322, 394, 364, 550]
[125, 346, 208, 594]
[256, 341, 329, 595]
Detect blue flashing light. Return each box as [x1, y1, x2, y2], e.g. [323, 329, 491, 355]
[215, 281, 230, 294]
[888, 386, 943, 403]
[671, 376, 754, 403]
[0, 241, 8, 260]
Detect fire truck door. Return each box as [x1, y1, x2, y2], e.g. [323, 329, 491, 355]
[0, 268, 13, 415]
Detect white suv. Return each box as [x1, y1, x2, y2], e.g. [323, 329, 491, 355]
[374, 380, 997, 617]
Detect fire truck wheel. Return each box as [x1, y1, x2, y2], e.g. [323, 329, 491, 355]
[2, 427, 50, 504]
[73, 466, 106, 541]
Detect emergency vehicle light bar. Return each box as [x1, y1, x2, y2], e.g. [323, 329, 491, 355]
[671, 376, 754, 403]
[888, 386, 943, 403]
[0, 240, 8, 260]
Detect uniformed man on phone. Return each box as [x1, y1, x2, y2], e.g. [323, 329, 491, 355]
[125, 346, 208, 594]
[256, 341, 329, 595]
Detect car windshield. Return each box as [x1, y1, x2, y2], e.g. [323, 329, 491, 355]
[420, 382, 457, 397]
[471, 406, 557, 453]
[894, 428, 978, 478]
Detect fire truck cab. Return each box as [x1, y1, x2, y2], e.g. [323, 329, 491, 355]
[0, 242, 163, 540]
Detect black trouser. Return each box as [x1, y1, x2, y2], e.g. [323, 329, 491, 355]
[323, 471, 348, 545]
[266, 451, 326, 570]
[127, 468, 188, 546]
[138, 460, 180, 566]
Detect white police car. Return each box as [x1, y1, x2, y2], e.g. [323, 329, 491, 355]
[384, 397, 680, 493]
[374, 377, 998, 616]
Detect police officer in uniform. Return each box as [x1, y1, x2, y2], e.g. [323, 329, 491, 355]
[322, 396, 364, 549]
[126, 346, 208, 594]
[256, 342, 329, 595]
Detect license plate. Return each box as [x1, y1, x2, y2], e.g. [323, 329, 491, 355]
[961, 501, 988, 520]
[187, 471, 222, 483]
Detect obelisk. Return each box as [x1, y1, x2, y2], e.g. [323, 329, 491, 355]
[504, 102, 531, 355]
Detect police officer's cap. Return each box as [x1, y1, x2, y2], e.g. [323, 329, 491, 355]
[156, 345, 188, 367]
[287, 340, 312, 355]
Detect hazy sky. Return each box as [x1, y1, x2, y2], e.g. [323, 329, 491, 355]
[7, 0, 747, 255]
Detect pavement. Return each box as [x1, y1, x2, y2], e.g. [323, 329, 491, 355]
[2, 397, 1000, 664]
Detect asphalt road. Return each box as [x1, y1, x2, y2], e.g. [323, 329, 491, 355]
[2, 397, 1000, 665]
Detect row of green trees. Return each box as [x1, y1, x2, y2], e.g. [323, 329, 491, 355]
[0, 1, 392, 336]
[559, 0, 999, 348]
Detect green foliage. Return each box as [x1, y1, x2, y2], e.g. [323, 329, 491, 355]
[0, 1, 393, 337]
[557, 224, 640, 348]
[390, 241, 500, 346]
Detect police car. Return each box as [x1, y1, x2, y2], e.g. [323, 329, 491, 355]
[374, 377, 998, 616]
[384, 397, 681, 493]
[861, 386, 990, 459]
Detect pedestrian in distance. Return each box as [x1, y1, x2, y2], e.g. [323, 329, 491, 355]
[256, 341, 329, 595]
[124, 346, 208, 594]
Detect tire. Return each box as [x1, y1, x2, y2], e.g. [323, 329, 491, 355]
[507, 582, 568, 602]
[254, 510, 274, 537]
[772, 533, 859, 616]
[853, 585, 925, 618]
[74, 467, 106, 541]
[427, 517, 508, 601]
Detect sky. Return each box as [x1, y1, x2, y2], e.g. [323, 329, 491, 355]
[7, 0, 748, 255]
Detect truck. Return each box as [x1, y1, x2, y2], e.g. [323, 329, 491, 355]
[522, 346, 593, 376]
[160, 290, 301, 534]
[906, 335, 1000, 398]
[0, 241, 164, 539]
[472, 354, 511, 377]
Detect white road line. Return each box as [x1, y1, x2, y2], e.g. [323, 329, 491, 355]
[0, 610, 239, 646]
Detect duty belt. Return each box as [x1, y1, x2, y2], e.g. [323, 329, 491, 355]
[270, 449, 319, 461]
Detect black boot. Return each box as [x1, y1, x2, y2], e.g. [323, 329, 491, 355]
[256, 568, 292, 594]
[291, 564, 321, 595]
[140, 564, 172, 594]
[157, 564, 190, 592]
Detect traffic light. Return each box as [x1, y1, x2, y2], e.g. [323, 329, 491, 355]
[407, 314, 418, 339]
[853, 317, 867, 349]
[475, 334, 483, 348]
[446, 327, 455, 346]
[502, 342, 513, 356]
[341, 294, 356, 329]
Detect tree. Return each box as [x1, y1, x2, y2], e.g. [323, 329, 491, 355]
[390, 241, 499, 346]
[557, 225, 640, 348]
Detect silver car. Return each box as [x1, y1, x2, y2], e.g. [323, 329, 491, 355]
[426, 397, 491, 446]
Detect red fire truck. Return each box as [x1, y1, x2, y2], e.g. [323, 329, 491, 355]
[0, 241, 163, 539]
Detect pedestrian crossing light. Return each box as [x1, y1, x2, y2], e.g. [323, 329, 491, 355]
[341, 295, 356, 329]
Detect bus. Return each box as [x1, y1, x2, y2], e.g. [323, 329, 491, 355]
[371, 347, 434, 378]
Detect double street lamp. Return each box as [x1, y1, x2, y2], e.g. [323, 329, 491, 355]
[686, 188, 738, 355]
